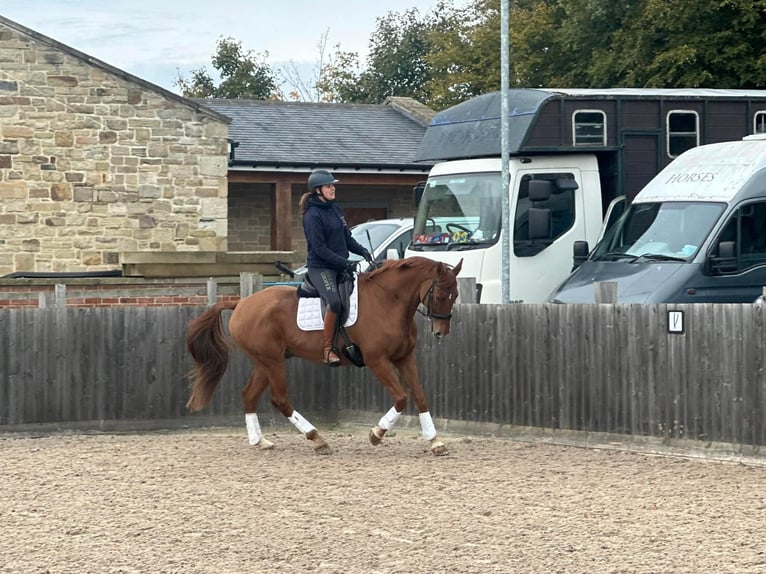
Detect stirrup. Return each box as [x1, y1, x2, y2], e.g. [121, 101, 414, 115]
[324, 347, 341, 367]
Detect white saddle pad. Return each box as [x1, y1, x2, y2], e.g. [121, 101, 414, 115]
[296, 276, 359, 331]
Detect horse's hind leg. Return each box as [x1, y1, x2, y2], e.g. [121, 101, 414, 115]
[242, 367, 275, 449]
[266, 358, 332, 455]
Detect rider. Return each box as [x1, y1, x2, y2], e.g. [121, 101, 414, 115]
[300, 169, 374, 366]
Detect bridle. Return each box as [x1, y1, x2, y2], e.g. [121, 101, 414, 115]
[417, 277, 455, 321]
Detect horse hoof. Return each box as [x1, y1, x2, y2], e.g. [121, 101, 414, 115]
[259, 438, 275, 450]
[369, 427, 384, 446]
[314, 443, 332, 455]
[430, 440, 448, 456]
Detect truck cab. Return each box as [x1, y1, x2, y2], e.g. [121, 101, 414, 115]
[405, 155, 603, 303]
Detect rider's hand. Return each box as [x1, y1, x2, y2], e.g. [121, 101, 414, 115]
[344, 260, 357, 274]
[362, 250, 374, 265]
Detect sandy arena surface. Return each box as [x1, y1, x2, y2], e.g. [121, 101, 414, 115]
[1, 426, 765, 574]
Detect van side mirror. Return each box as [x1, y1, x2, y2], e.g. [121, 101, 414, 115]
[573, 240, 589, 269]
[709, 240, 738, 274]
[555, 178, 579, 192]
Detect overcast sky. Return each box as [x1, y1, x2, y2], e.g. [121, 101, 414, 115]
[2, 0, 467, 95]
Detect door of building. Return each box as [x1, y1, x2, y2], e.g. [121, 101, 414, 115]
[342, 207, 388, 228]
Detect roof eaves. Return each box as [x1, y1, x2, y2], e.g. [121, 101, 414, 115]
[230, 159, 433, 172]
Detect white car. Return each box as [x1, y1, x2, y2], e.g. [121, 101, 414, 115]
[292, 218, 414, 276]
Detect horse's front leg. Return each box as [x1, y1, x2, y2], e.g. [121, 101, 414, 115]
[394, 352, 448, 456]
[366, 356, 448, 454]
[365, 358, 408, 447]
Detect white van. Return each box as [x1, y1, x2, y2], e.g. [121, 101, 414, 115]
[548, 134, 766, 303]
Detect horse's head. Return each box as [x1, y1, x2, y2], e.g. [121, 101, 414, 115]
[421, 259, 463, 338]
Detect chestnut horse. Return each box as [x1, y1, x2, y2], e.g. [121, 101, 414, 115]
[185, 256, 463, 455]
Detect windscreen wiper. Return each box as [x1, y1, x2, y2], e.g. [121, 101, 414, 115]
[635, 252, 687, 262]
[594, 251, 636, 261]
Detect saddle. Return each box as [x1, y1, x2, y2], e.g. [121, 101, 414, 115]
[296, 272, 365, 367]
[297, 271, 354, 325]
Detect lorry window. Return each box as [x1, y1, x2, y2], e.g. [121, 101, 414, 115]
[755, 112, 766, 134]
[410, 173, 503, 249]
[667, 111, 699, 158]
[573, 110, 606, 146]
[712, 202, 766, 274]
[513, 173, 576, 257]
[593, 201, 723, 261]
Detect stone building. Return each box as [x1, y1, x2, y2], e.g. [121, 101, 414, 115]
[0, 16, 437, 279]
[0, 16, 230, 276]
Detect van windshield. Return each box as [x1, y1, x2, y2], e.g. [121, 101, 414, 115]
[591, 201, 724, 261]
[410, 173, 503, 250]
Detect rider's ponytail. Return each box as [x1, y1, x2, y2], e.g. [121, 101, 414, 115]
[299, 192, 312, 214]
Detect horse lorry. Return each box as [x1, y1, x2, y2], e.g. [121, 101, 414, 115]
[404, 88, 766, 303]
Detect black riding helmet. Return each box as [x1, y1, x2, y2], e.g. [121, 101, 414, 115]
[307, 169, 339, 192]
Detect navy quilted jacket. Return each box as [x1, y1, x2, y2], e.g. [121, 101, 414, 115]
[303, 197, 367, 271]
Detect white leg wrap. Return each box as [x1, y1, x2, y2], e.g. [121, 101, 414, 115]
[245, 413, 263, 446]
[378, 406, 402, 430]
[419, 411, 437, 440]
[288, 410, 316, 434]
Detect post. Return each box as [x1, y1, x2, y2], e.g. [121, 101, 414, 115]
[457, 277, 477, 304]
[206, 278, 217, 307]
[240, 272, 255, 298]
[594, 281, 618, 304]
[500, 0, 511, 303]
[54, 284, 66, 308]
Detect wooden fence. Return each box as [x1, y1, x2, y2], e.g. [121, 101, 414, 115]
[1, 303, 764, 450]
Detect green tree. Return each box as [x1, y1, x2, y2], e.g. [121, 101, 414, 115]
[606, 0, 766, 88]
[318, 2, 467, 107]
[425, 0, 500, 108]
[174, 36, 281, 99]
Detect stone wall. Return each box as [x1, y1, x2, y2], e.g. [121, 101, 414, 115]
[0, 18, 230, 276]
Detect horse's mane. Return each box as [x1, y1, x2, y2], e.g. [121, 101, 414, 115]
[362, 256, 456, 288]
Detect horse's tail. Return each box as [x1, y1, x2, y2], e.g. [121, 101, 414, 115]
[185, 301, 239, 412]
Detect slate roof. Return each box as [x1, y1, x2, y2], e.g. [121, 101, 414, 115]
[197, 98, 435, 173]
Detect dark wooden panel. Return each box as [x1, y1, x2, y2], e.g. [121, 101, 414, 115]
[2, 303, 766, 451]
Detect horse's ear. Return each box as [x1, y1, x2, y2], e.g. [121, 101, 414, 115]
[452, 258, 463, 276]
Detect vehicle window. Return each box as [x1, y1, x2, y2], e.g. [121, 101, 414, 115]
[713, 201, 766, 273]
[593, 201, 724, 261]
[381, 229, 413, 260]
[573, 110, 606, 146]
[755, 112, 766, 134]
[351, 223, 399, 250]
[667, 111, 699, 158]
[410, 172, 503, 249]
[513, 173, 576, 257]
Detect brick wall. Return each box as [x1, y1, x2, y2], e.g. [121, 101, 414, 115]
[0, 278, 243, 308]
[0, 19, 230, 276]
